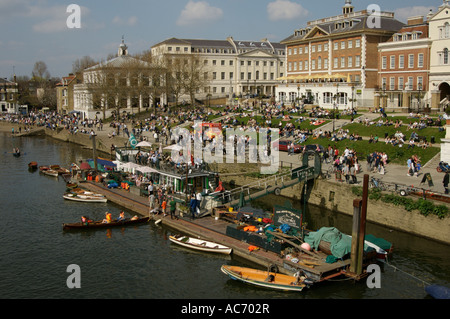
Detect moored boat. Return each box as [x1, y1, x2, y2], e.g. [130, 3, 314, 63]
[63, 193, 107, 203]
[169, 234, 232, 255]
[63, 216, 149, 230]
[220, 265, 307, 292]
[28, 162, 38, 169]
[42, 169, 59, 177]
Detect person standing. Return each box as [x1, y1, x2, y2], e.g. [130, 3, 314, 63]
[169, 196, 177, 220]
[443, 171, 449, 194]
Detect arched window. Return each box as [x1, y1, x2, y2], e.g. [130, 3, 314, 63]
[445, 23, 450, 38]
[444, 48, 449, 65]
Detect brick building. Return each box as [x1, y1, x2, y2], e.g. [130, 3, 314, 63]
[377, 16, 431, 112]
[277, 0, 404, 110]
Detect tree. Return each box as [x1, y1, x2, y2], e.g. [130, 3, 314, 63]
[72, 56, 97, 74]
[31, 61, 50, 82]
[179, 53, 210, 108]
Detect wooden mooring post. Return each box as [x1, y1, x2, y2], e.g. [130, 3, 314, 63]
[349, 174, 369, 277]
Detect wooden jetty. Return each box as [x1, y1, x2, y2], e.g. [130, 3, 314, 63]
[79, 175, 376, 283]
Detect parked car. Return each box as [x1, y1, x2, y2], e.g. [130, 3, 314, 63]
[273, 139, 303, 153]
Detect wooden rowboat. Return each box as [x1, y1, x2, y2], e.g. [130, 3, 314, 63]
[28, 162, 38, 169]
[169, 235, 232, 255]
[63, 217, 149, 230]
[221, 265, 307, 292]
[42, 169, 59, 177]
[63, 193, 107, 203]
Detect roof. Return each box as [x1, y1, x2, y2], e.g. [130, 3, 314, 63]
[281, 11, 405, 44]
[152, 37, 284, 52]
[84, 55, 151, 72]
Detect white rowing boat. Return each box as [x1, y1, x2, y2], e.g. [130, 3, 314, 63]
[169, 235, 232, 255]
[63, 193, 108, 203]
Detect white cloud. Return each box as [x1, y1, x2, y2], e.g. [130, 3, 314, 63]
[112, 16, 138, 26]
[267, 0, 308, 21]
[177, 1, 223, 26]
[394, 6, 436, 22]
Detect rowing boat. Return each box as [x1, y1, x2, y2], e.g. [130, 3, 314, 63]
[63, 216, 150, 230]
[63, 193, 107, 203]
[169, 235, 232, 255]
[220, 265, 307, 292]
[42, 169, 59, 177]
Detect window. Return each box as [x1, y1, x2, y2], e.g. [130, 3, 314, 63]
[293, 62, 297, 71]
[248, 72, 251, 80]
[446, 23, 450, 39]
[348, 40, 353, 49]
[221, 60, 225, 66]
[324, 43, 328, 51]
[288, 62, 292, 71]
[299, 61, 303, 70]
[444, 48, 449, 65]
[408, 77, 413, 90]
[418, 54, 424, 68]
[229, 72, 233, 80]
[417, 76, 423, 89]
[324, 58, 328, 69]
[304, 46, 309, 54]
[408, 54, 414, 68]
[334, 57, 338, 68]
[212, 72, 217, 80]
[398, 77, 404, 90]
[390, 77, 395, 90]
[311, 59, 316, 70]
[221, 72, 225, 80]
[399, 55, 404, 68]
[304, 61, 309, 70]
[334, 42, 338, 50]
[390, 56, 395, 69]
[213, 60, 217, 66]
[318, 44, 322, 52]
[312, 45, 316, 53]
[355, 55, 361, 67]
[341, 41, 345, 50]
[341, 57, 346, 68]
[299, 47, 303, 54]
[293, 48, 297, 55]
[348, 56, 353, 68]
[240, 72, 244, 80]
[288, 49, 292, 55]
[355, 39, 361, 48]
[382, 56, 387, 69]
[318, 57, 322, 69]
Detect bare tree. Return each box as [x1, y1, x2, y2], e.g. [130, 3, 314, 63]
[31, 61, 51, 82]
[72, 56, 97, 74]
[180, 53, 210, 108]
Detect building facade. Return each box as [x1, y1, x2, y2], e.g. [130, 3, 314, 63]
[377, 16, 431, 112]
[151, 37, 285, 104]
[73, 39, 153, 119]
[0, 78, 19, 114]
[277, 0, 404, 110]
[56, 73, 81, 115]
[429, 0, 450, 111]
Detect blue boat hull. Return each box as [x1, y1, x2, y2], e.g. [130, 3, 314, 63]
[426, 285, 450, 299]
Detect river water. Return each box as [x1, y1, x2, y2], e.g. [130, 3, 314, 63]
[1, 132, 449, 300]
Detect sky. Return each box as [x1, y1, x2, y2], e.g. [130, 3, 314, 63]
[0, 0, 440, 79]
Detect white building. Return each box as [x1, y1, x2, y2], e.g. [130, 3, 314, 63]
[151, 37, 286, 104]
[429, 0, 450, 111]
[73, 39, 152, 119]
[0, 78, 19, 114]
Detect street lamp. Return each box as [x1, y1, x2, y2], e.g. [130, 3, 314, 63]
[417, 83, 422, 112]
[332, 93, 337, 132]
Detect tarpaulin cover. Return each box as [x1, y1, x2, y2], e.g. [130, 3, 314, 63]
[304, 227, 373, 259]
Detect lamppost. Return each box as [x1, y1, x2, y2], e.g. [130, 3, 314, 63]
[332, 93, 337, 132]
[417, 83, 422, 112]
[297, 85, 300, 108]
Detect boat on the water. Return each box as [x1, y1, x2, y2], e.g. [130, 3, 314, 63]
[169, 234, 233, 255]
[63, 216, 149, 230]
[220, 265, 307, 292]
[425, 285, 450, 299]
[28, 162, 38, 169]
[63, 193, 107, 203]
[42, 169, 59, 177]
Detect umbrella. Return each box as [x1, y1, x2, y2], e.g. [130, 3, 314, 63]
[80, 162, 91, 170]
[136, 141, 153, 148]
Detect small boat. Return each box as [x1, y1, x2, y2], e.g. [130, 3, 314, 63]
[221, 265, 307, 292]
[63, 193, 108, 203]
[42, 169, 59, 177]
[169, 235, 232, 255]
[28, 162, 38, 169]
[63, 216, 149, 230]
[425, 285, 450, 299]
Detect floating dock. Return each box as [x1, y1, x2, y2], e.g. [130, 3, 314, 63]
[78, 179, 378, 283]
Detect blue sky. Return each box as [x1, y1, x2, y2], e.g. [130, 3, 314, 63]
[0, 0, 439, 79]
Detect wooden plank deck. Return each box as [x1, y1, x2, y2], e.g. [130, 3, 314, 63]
[78, 180, 355, 281]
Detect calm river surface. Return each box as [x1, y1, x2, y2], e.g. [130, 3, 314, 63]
[1, 132, 449, 299]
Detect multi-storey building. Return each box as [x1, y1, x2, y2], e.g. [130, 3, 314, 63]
[377, 16, 431, 111]
[56, 73, 81, 115]
[277, 0, 404, 110]
[429, 0, 450, 111]
[151, 37, 285, 103]
[0, 78, 19, 114]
